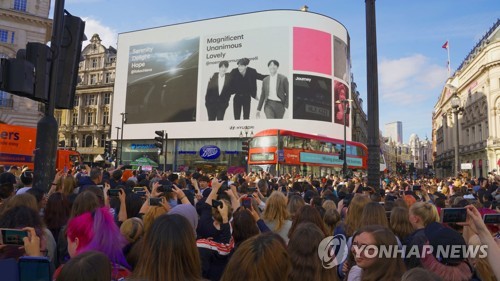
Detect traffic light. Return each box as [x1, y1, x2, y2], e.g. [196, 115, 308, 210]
[26, 42, 51, 102]
[0, 54, 34, 97]
[55, 14, 86, 109]
[241, 141, 249, 153]
[104, 140, 112, 158]
[154, 130, 165, 154]
[339, 148, 345, 160]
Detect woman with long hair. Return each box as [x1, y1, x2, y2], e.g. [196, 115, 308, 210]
[359, 201, 389, 228]
[347, 225, 405, 281]
[342, 194, 371, 237]
[44, 192, 70, 241]
[288, 205, 329, 238]
[262, 191, 292, 243]
[287, 194, 305, 219]
[288, 223, 339, 281]
[323, 208, 341, 235]
[54, 207, 130, 280]
[390, 207, 414, 242]
[56, 251, 112, 281]
[220, 232, 290, 281]
[132, 214, 202, 281]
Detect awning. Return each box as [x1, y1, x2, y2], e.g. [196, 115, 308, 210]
[94, 154, 105, 162]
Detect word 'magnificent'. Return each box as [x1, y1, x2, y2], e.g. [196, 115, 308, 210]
[205, 34, 245, 60]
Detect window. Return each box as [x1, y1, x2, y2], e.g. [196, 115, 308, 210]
[102, 111, 109, 125]
[478, 124, 482, 141]
[84, 135, 93, 147]
[0, 30, 8, 43]
[86, 112, 93, 125]
[100, 134, 107, 147]
[105, 73, 112, 83]
[90, 74, 97, 85]
[72, 112, 78, 125]
[70, 135, 77, 147]
[103, 93, 111, 104]
[250, 136, 278, 148]
[55, 113, 61, 126]
[92, 58, 98, 68]
[13, 0, 27, 11]
[10, 31, 14, 44]
[86, 94, 96, 106]
[74, 96, 79, 106]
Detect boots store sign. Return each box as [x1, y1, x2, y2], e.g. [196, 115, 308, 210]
[199, 145, 221, 160]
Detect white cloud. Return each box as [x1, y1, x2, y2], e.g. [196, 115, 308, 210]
[82, 17, 117, 48]
[379, 54, 448, 105]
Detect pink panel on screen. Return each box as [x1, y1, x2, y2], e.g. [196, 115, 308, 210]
[293, 27, 332, 75]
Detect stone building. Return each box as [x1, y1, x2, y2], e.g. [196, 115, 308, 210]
[0, 0, 52, 126]
[56, 34, 116, 163]
[433, 19, 500, 178]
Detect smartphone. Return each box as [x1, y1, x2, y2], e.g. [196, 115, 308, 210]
[483, 213, 500, 224]
[241, 197, 252, 209]
[133, 187, 144, 193]
[441, 208, 467, 223]
[108, 189, 120, 197]
[136, 191, 146, 197]
[0, 228, 29, 246]
[149, 197, 162, 206]
[412, 185, 422, 191]
[19, 256, 51, 281]
[63, 166, 68, 173]
[212, 200, 223, 209]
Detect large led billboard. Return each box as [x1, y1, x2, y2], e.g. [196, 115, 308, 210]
[113, 10, 351, 140]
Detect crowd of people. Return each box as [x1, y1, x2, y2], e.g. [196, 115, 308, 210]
[0, 163, 499, 281]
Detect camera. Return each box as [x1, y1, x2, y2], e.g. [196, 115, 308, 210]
[248, 187, 257, 194]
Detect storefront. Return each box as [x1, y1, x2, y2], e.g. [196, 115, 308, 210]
[120, 138, 246, 173]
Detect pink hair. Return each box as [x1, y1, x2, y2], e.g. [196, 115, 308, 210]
[67, 207, 129, 269]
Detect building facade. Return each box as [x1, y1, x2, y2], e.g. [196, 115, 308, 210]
[350, 77, 368, 145]
[56, 34, 116, 163]
[433, 20, 500, 178]
[385, 121, 403, 144]
[0, 0, 52, 126]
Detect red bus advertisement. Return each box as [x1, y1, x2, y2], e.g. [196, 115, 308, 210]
[248, 129, 367, 177]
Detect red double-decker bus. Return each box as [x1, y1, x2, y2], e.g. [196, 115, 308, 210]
[247, 129, 368, 176]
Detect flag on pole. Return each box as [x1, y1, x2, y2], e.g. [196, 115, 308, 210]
[442, 40, 451, 76]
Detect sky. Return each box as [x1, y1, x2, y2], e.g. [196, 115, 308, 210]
[50, 0, 500, 143]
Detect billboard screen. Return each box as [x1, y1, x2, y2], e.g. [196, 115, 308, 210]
[113, 10, 351, 140]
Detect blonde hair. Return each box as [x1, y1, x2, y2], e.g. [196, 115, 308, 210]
[344, 194, 371, 237]
[409, 202, 439, 227]
[262, 191, 290, 232]
[322, 200, 337, 212]
[143, 206, 169, 233]
[120, 217, 144, 243]
[61, 176, 77, 196]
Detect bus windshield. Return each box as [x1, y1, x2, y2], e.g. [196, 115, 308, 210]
[250, 136, 278, 148]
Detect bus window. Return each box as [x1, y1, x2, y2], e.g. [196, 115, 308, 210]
[250, 136, 278, 148]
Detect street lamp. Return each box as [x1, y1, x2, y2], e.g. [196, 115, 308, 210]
[120, 112, 127, 165]
[335, 98, 352, 178]
[115, 126, 121, 167]
[450, 92, 463, 176]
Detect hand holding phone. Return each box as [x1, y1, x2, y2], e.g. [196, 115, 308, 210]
[149, 197, 163, 206]
[0, 228, 29, 246]
[441, 208, 467, 223]
[483, 213, 500, 224]
[241, 197, 252, 209]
